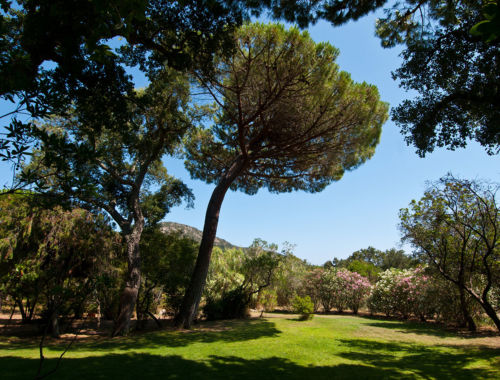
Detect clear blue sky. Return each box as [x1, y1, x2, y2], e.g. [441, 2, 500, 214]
[1, 10, 499, 265]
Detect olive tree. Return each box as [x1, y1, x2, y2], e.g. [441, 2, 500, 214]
[400, 175, 500, 331]
[175, 23, 388, 328]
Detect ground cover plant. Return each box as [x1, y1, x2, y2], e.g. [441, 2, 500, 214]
[0, 314, 498, 379]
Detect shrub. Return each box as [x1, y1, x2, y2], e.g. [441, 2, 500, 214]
[302, 268, 371, 313]
[274, 252, 308, 307]
[318, 269, 338, 312]
[367, 267, 437, 320]
[203, 288, 250, 321]
[292, 295, 314, 320]
[336, 270, 371, 314]
[302, 269, 323, 311]
[368, 268, 409, 317]
[259, 289, 278, 313]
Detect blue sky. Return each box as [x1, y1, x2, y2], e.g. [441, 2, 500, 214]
[1, 10, 499, 265]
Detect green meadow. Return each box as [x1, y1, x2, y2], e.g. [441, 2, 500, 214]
[1, 314, 499, 379]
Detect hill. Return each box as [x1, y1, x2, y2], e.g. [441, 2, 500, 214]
[159, 222, 239, 250]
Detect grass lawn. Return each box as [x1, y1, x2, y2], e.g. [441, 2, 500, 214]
[1, 314, 499, 379]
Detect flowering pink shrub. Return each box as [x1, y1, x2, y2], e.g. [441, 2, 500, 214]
[303, 268, 371, 313]
[333, 269, 371, 314]
[367, 267, 435, 319]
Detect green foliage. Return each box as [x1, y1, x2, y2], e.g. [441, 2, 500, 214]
[379, 248, 417, 270]
[21, 68, 194, 229]
[273, 247, 309, 306]
[240, 241, 281, 296]
[317, 269, 340, 312]
[330, 246, 415, 283]
[177, 23, 387, 327]
[346, 260, 381, 283]
[375, 0, 500, 155]
[0, 0, 146, 164]
[345, 247, 414, 270]
[140, 228, 198, 314]
[291, 295, 314, 320]
[203, 287, 250, 321]
[0, 0, 232, 164]
[205, 247, 246, 300]
[0, 193, 120, 327]
[470, 1, 500, 43]
[185, 22, 388, 195]
[258, 289, 278, 313]
[431, 275, 483, 327]
[94, 263, 125, 321]
[20, 68, 195, 335]
[302, 268, 324, 311]
[264, 0, 386, 28]
[203, 240, 281, 320]
[400, 175, 500, 330]
[0, 0, 385, 165]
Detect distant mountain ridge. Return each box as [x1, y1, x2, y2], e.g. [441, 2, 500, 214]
[159, 222, 239, 250]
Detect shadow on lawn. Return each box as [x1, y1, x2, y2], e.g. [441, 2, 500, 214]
[359, 317, 499, 338]
[337, 338, 500, 379]
[0, 319, 281, 352]
[2, 346, 499, 380]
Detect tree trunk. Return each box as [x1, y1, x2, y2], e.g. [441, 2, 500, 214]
[16, 299, 27, 323]
[175, 157, 246, 328]
[112, 223, 144, 336]
[459, 288, 476, 332]
[478, 298, 500, 331]
[49, 312, 60, 338]
[96, 300, 101, 329]
[147, 311, 162, 328]
[27, 295, 38, 321]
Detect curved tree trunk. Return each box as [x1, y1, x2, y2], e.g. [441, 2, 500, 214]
[478, 298, 500, 331]
[174, 157, 246, 329]
[173, 181, 231, 328]
[478, 254, 500, 331]
[459, 287, 476, 332]
[112, 222, 144, 336]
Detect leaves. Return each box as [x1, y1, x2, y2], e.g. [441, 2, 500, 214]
[399, 175, 500, 328]
[187, 22, 388, 195]
[470, 1, 500, 43]
[376, 0, 500, 155]
[20, 68, 193, 230]
[0, 193, 121, 321]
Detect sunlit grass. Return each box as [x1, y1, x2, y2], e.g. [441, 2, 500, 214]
[1, 314, 499, 379]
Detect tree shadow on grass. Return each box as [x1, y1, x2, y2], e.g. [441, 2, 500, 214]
[1, 348, 498, 380]
[337, 338, 500, 379]
[0, 319, 281, 353]
[359, 317, 499, 339]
